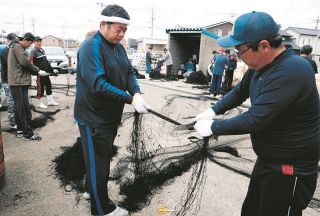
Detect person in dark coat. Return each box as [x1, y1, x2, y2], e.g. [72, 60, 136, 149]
[300, 44, 318, 74]
[8, 32, 48, 140]
[0, 32, 17, 129]
[223, 53, 237, 92]
[145, 46, 153, 78]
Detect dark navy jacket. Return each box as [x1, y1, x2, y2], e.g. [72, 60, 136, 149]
[74, 31, 140, 128]
[211, 49, 320, 174]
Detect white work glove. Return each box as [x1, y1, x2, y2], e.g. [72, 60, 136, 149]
[38, 70, 49, 76]
[194, 120, 214, 137]
[131, 93, 151, 114]
[194, 108, 216, 121]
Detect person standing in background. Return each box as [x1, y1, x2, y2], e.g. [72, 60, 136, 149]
[162, 48, 173, 81]
[145, 46, 153, 79]
[8, 32, 49, 140]
[300, 44, 318, 74]
[30, 36, 59, 109]
[209, 48, 229, 98]
[223, 53, 237, 92]
[0, 33, 17, 129]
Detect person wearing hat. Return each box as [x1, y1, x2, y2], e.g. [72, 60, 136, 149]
[300, 44, 318, 74]
[193, 11, 319, 215]
[30, 36, 59, 109]
[74, 4, 150, 216]
[0, 32, 17, 129]
[7, 32, 49, 140]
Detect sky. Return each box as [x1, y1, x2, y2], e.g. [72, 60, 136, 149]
[0, 0, 319, 42]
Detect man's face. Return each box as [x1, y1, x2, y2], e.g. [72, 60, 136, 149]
[21, 39, 33, 49]
[34, 40, 42, 49]
[235, 42, 267, 70]
[101, 22, 127, 44]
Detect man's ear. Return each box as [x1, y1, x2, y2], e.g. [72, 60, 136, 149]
[259, 40, 270, 49]
[100, 21, 105, 28]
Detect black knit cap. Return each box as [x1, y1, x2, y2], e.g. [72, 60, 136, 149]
[101, 4, 130, 20]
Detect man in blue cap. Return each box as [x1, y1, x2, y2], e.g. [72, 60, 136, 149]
[193, 11, 319, 215]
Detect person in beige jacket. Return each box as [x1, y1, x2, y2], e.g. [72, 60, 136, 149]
[8, 32, 48, 140]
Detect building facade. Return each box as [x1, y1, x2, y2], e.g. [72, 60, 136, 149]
[42, 35, 64, 47]
[285, 27, 320, 60]
[166, 21, 233, 74]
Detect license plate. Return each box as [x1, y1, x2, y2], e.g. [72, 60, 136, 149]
[51, 62, 57, 67]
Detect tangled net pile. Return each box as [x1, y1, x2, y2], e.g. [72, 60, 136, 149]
[52, 94, 320, 215]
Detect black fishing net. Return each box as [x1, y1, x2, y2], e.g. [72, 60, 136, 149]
[186, 71, 208, 85]
[52, 93, 320, 215]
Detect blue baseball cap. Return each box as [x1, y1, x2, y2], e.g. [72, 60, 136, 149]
[217, 11, 279, 47]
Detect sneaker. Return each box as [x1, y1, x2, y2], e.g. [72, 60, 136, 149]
[83, 192, 90, 200]
[105, 206, 129, 216]
[24, 134, 42, 141]
[214, 95, 221, 99]
[38, 102, 48, 109]
[48, 101, 59, 106]
[10, 124, 17, 130]
[16, 130, 23, 138]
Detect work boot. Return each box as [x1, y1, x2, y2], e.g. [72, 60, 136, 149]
[47, 95, 59, 106]
[38, 98, 48, 109]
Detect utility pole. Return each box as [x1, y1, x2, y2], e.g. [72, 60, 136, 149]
[22, 14, 25, 33]
[315, 16, 320, 30]
[62, 25, 65, 48]
[151, 7, 155, 38]
[314, 16, 320, 59]
[32, 17, 35, 35]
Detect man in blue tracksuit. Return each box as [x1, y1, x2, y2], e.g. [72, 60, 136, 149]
[194, 11, 319, 216]
[74, 4, 150, 216]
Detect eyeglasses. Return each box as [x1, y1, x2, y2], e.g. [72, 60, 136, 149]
[235, 46, 251, 58]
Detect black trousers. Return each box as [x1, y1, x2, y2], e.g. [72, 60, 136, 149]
[10, 86, 33, 137]
[78, 124, 117, 215]
[223, 70, 234, 91]
[36, 76, 52, 98]
[241, 159, 317, 216]
[166, 64, 173, 80]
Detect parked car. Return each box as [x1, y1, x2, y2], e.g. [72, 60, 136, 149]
[42, 46, 69, 73]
